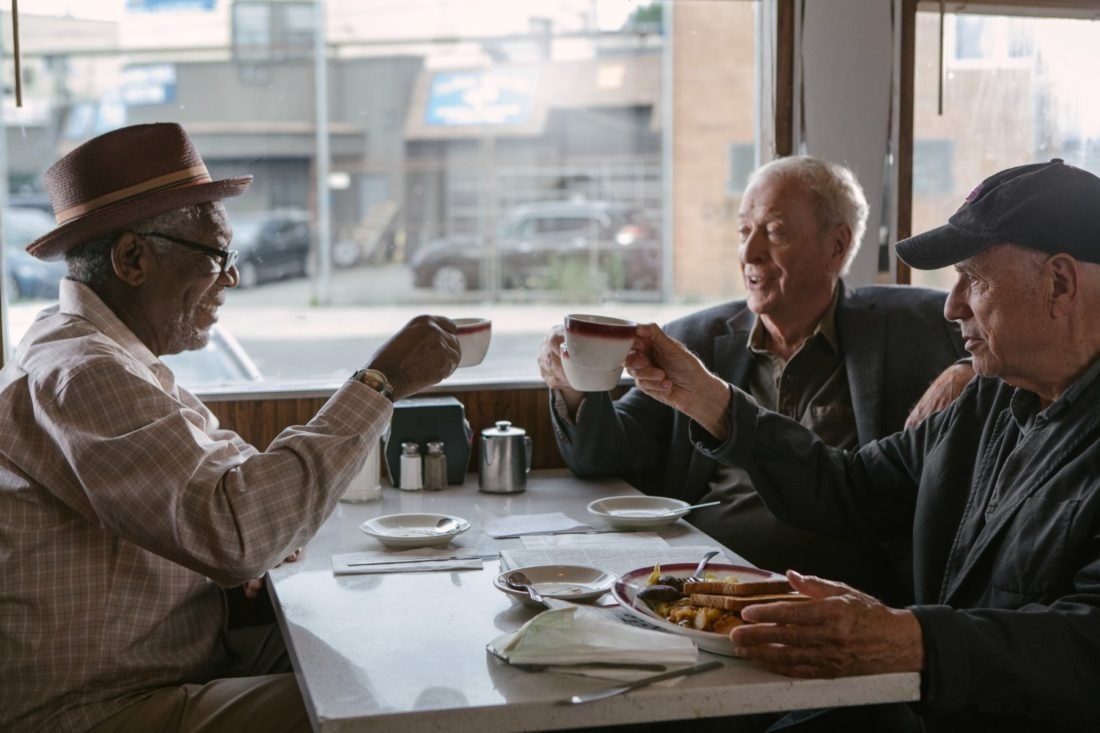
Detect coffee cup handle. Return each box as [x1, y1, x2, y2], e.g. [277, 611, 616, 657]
[524, 436, 533, 474]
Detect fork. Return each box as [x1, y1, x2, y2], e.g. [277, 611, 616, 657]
[562, 660, 724, 704]
[687, 550, 720, 583]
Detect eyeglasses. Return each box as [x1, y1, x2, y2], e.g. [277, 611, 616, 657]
[142, 231, 239, 277]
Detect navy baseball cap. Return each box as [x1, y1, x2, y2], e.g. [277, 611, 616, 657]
[896, 159, 1100, 270]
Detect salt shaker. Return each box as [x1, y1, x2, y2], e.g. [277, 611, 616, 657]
[423, 441, 447, 491]
[398, 442, 423, 491]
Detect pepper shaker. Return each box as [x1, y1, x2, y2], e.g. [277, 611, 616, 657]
[423, 441, 447, 491]
[398, 442, 422, 491]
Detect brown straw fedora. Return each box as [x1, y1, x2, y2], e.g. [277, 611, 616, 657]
[26, 122, 252, 260]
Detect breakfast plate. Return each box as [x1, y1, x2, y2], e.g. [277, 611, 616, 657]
[494, 564, 616, 608]
[612, 562, 787, 656]
[586, 495, 692, 530]
[359, 513, 471, 549]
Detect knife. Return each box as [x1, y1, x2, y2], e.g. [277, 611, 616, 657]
[560, 660, 724, 704]
[493, 528, 623, 539]
[345, 553, 498, 567]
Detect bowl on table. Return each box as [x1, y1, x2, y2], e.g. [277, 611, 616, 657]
[493, 564, 616, 608]
[359, 512, 471, 549]
[586, 495, 692, 530]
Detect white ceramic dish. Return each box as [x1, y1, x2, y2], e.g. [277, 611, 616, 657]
[563, 314, 637, 369]
[560, 342, 622, 392]
[454, 318, 492, 368]
[494, 564, 616, 608]
[612, 562, 788, 656]
[586, 495, 692, 529]
[359, 512, 471, 549]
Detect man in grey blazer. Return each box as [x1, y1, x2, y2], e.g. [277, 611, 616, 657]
[537, 156, 969, 603]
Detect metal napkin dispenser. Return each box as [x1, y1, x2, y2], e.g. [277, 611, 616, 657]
[384, 396, 472, 486]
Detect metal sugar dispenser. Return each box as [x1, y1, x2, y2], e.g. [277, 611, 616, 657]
[478, 420, 532, 494]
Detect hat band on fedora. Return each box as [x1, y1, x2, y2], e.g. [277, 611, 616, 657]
[55, 164, 213, 225]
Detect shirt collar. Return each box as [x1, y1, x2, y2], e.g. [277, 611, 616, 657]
[1009, 355, 1100, 427]
[748, 285, 841, 356]
[58, 278, 160, 371]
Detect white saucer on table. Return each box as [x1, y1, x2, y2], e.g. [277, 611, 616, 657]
[586, 495, 692, 530]
[359, 512, 470, 549]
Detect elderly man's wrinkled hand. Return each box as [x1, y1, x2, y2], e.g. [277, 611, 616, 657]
[729, 570, 925, 678]
[536, 325, 572, 390]
[626, 323, 731, 439]
[367, 315, 461, 400]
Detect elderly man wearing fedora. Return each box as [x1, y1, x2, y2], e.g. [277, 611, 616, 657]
[620, 158, 1100, 731]
[0, 123, 461, 732]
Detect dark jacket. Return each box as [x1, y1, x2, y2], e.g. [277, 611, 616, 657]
[702, 365, 1100, 732]
[552, 283, 966, 601]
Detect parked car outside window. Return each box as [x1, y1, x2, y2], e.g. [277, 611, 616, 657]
[161, 324, 263, 388]
[3, 207, 67, 301]
[409, 200, 659, 296]
[229, 209, 312, 289]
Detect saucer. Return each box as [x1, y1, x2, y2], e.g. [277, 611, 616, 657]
[360, 513, 471, 549]
[586, 495, 691, 530]
[494, 564, 616, 608]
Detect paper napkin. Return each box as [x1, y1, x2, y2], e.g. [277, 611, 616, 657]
[487, 605, 698, 680]
[484, 512, 594, 538]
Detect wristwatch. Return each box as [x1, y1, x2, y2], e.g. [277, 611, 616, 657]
[351, 368, 394, 401]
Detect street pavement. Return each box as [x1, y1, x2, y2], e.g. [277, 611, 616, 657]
[7, 263, 724, 385]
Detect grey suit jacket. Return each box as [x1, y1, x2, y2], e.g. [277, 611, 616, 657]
[552, 283, 966, 600]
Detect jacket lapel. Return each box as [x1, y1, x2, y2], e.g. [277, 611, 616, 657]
[837, 287, 886, 445]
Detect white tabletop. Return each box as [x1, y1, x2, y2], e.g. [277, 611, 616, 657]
[268, 469, 920, 733]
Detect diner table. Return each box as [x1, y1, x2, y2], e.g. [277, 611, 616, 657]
[267, 468, 920, 733]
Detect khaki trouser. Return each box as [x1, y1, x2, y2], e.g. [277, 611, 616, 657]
[88, 624, 311, 733]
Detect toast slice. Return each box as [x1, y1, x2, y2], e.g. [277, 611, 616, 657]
[682, 577, 793, 596]
[689, 592, 811, 612]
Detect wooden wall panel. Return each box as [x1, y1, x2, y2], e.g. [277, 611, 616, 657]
[205, 387, 581, 472]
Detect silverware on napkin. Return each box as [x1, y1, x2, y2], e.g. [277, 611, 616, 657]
[560, 660, 723, 705]
[345, 553, 498, 567]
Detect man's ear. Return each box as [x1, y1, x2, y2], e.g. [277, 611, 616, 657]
[110, 232, 152, 286]
[1046, 254, 1078, 318]
[826, 223, 851, 273]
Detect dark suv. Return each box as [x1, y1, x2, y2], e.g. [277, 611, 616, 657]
[410, 200, 659, 295]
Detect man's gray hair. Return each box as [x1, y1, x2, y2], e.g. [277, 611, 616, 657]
[65, 202, 223, 287]
[744, 156, 869, 275]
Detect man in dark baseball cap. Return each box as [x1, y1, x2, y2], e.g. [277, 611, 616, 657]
[897, 158, 1100, 270]
[606, 158, 1100, 731]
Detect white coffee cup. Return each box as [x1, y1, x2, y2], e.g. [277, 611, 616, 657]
[560, 343, 622, 392]
[563, 314, 637, 370]
[454, 318, 492, 367]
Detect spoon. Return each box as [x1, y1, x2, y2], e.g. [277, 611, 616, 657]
[432, 517, 460, 534]
[658, 500, 721, 517]
[506, 571, 546, 604]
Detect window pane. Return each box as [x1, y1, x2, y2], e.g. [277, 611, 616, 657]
[911, 11, 1100, 289]
[2, 0, 758, 390]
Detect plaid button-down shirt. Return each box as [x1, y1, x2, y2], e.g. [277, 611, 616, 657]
[0, 280, 392, 732]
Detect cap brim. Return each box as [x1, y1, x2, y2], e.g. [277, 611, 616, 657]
[895, 223, 992, 270]
[26, 176, 253, 261]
